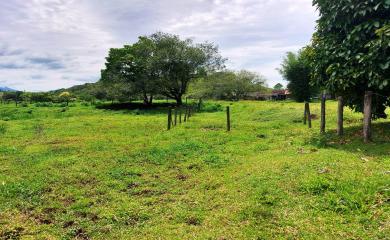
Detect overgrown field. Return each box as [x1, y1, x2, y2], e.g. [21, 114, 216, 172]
[0, 101, 389, 239]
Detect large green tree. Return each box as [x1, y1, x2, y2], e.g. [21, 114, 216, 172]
[150, 32, 225, 104]
[279, 48, 318, 102]
[311, 0, 390, 118]
[101, 32, 225, 105]
[101, 38, 157, 105]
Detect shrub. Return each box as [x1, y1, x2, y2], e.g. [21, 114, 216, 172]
[200, 102, 223, 112]
[81, 102, 90, 106]
[20, 102, 29, 107]
[35, 102, 53, 107]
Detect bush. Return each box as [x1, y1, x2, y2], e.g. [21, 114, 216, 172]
[81, 102, 90, 106]
[20, 102, 29, 107]
[35, 102, 53, 107]
[200, 102, 223, 112]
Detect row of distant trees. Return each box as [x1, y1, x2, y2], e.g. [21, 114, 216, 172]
[188, 70, 269, 100]
[0, 91, 73, 105]
[1, 33, 271, 106]
[279, 0, 389, 119]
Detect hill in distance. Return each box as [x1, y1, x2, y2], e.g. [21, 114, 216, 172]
[0, 86, 17, 92]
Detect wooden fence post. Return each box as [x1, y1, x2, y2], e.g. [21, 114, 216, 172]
[167, 108, 172, 130]
[174, 109, 177, 126]
[303, 102, 307, 125]
[184, 107, 187, 122]
[305, 102, 312, 128]
[337, 96, 344, 136]
[320, 92, 326, 133]
[179, 109, 182, 124]
[363, 91, 373, 143]
[227, 106, 231, 132]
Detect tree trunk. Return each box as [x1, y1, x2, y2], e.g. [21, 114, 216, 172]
[143, 94, 153, 106]
[320, 92, 326, 133]
[176, 96, 183, 106]
[337, 96, 344, 136]
[167, 108, 172, 130]
[305, 102, 312, 128]
[363, 91, 373, 143]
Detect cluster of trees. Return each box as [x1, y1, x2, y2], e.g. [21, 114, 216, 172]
[1, 33, 270, 106]
[0, 91, 75, 106]
[100, 32, 226, 105]
[188, 70, 269, 100]
[280, 0, 389, 119]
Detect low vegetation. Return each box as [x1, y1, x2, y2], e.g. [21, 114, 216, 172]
[0, 100, 388, 239]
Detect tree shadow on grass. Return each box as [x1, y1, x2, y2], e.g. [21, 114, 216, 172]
[309, 122, 390, 157]
[95, 102, 182, 115]
[95, 101, 223, 115]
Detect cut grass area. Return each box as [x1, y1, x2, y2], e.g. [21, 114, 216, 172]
[0, 100, 389, 239]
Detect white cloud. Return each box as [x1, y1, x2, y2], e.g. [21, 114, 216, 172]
[0, 0, 317, 91]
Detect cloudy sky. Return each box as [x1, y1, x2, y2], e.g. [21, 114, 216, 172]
[0, 0, 317, 91]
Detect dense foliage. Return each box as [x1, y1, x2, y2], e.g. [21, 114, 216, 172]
[311, 0, 390, 118]
[279, 48, 318, 102]
[189, 70, 268, 100]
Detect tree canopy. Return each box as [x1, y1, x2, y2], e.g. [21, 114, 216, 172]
[311, 0, 390, 118]
[279, 48, 318, 102]
[100, 32, 225, 105]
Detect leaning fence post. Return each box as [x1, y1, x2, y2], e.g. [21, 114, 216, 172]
[337, 96, 344, 136]
[320, 91, 326, 133]
[363, 91, 373, 143]
[226, 106, 231, 132]
[167, 108, 172, 130]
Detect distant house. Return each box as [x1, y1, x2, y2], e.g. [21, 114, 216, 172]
[271, 89, 290, 100]
[246, 89, 290, 101]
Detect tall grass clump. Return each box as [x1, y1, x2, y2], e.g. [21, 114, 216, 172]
[0, 123, 7, 135]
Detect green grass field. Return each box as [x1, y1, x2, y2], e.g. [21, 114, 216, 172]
[0, 100, 389, 239]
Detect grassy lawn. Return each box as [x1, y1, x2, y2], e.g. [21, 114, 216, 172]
[0, 100, 389, 239]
